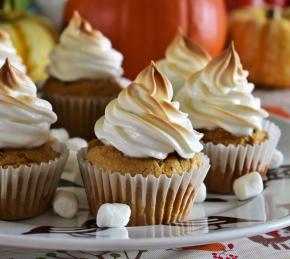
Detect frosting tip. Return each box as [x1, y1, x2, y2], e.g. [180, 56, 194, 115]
[0, 58, 17, 87]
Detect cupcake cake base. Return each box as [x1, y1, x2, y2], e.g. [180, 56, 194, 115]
[203, 120, 281, 194]
[0, 142, 59, 168]
[42, 78, 122, 140]
[78, 142, 210, 226]
[0, 141, 68, 220]
[199, 128, 268, 146]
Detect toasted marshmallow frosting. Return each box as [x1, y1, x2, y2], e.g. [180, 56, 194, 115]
[95, 62, 203, 159]
[0, 30, 26, 73]
[48, 11, 123, 82]
[0, 59, 57, 148]
[176, 43, 268, 136]
[157, 31, 210, 94]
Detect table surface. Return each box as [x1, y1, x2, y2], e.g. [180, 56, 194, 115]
[2, 89, 290, 259]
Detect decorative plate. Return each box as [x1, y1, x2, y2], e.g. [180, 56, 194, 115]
[0, 115, 289, 251]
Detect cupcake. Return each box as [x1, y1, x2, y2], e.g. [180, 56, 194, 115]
[0, 30, 26, 73]
[42, 11, 125, 140]
[156, 31, 210, 95]
[176, 43, 281, 194]
[0, 59, 68, 220]
[78, 62, 210, 226]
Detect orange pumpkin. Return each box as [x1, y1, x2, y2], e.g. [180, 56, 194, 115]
[64, 0, 227, 79]
[229, 6, 290, 88]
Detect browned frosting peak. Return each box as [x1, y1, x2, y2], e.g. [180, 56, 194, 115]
[0, 59, 25, 92]
[135, 61, 173, 101]
[69, 11, 103, 42]
[0, 30, 9, 40]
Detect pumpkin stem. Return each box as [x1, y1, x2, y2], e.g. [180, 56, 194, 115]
[0, 0, 30, 12]
[266, 7, 282, 19]
[0, 0, 4, 10]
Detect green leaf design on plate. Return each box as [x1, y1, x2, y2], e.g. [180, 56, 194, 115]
[110, 252, 121, 258]
[46, 253, 57, 258]
[56, 250, 67, 253]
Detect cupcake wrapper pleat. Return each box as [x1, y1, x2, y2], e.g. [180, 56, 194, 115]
[0, 142, 68, 220]
[43, 93, 114, 140]
[204, 120, 281, 193]
[42, 77, 130, 140]
[77, 149, 210, 226]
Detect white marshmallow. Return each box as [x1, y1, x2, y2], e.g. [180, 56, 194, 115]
[269, 150, 284, 169]
[195, 183, 207, 203]
[66, 138, 88, 151]
[65, 138, 87, 171]
[53, 190, 79, 219]
[233, 172, 263, 201]
[97, 203, 131, 228]
[65, 150, 78, 171]
[72, 167, 84, 186]
[50, 128, 69, 143]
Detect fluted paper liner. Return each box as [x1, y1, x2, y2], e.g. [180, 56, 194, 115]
[204, 120, 281, 194]
[42, 77, 130, 140]
[0, 141, 68, 220]
[78, 149, 210, 226]
[43, 93, 114, 140]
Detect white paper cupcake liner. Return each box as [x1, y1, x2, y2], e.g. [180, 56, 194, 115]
[77, 149, 210, 226]
[43, 93, 114, 140]
[0, 141, 68, 220]
[42, 77, 130, 140]
[203, 120, 281, 193]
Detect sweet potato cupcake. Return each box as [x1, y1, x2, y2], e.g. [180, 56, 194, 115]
[156, 31, 211, 95]
[78, 62, 210, 226]
[0, 59, 68, 220]
[42, 11, 126, 140]
[176, 43, 280, 194]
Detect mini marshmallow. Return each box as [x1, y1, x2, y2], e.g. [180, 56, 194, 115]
[65, 138, 88, 171]
[50, 128, 69, 143]
[233, 172, 263, 201]
[65, 150, 78, 171]
[269, 150, 284, 169]
[195, 183, 207, 203]
[66, 138, 88, 152]
[97, 203, 131, 228]
[73, 167, 84, 187]
[53, 190, 79, 219]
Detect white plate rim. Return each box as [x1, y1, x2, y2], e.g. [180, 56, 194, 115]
[0, 215, 289, 251]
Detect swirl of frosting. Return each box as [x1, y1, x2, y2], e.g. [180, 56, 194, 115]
[48, 11, 123, 81]
[0, 30, 26, 73]
[176, 43, 268, 136]
[95, 62, 203, 159]
[157, 31, 210, 93]
[0, 59, 57, 148]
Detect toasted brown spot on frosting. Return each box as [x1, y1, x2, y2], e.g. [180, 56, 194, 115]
[0, 59, 24, 90]
[170, 30, 210, 60]
[135, 62, 172, 100]
[70, 11, 103, 42]
[0, 30, 9, 40]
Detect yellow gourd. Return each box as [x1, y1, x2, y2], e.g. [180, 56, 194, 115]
[0, 11, 58, 81]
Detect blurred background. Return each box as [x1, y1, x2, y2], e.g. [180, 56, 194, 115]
[1, 0, 289, 103]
